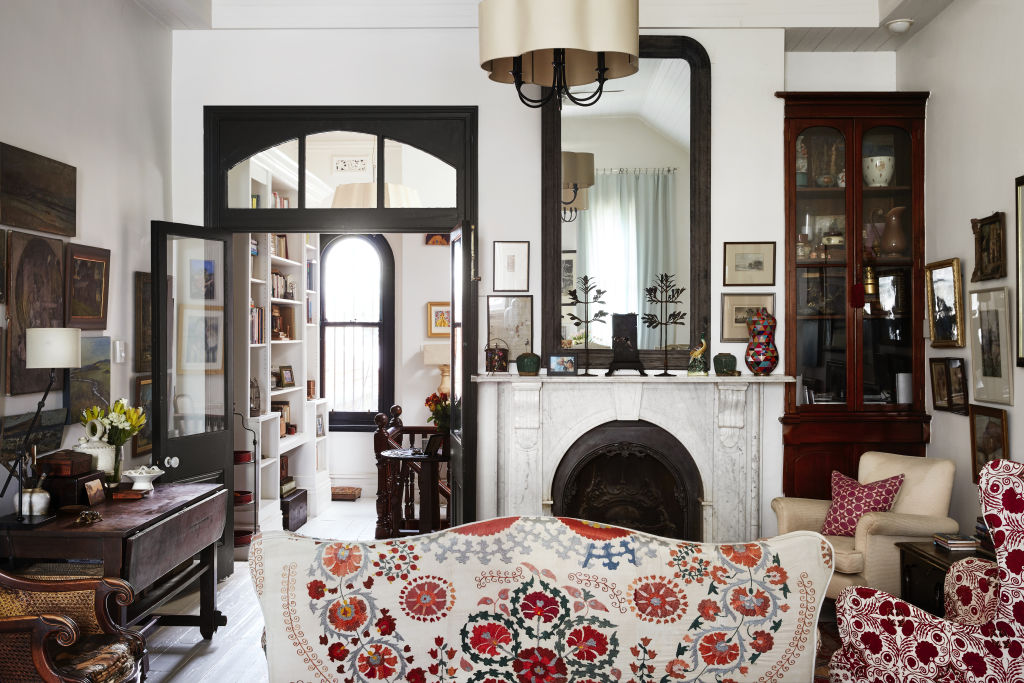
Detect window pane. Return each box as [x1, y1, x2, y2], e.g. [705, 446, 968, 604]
[323, 238, 382, 322]
[305, 131, 378, 208]
[383, 139, 456, 207]
[227, 139, 299, 209]
[325, 326, 379, 412]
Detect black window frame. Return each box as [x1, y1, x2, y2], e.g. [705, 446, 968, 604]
[318, 234, 395, 431]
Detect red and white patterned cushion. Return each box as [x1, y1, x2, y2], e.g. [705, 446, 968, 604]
[820, 471, 904, 537]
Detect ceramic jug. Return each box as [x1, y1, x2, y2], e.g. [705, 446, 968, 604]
[880, 206, 907, 256]
[744, 308, 779, 376]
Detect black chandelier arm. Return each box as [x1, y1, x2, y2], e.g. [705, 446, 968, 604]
[560, 184, 579, 205]
[512, 55, 558, 109]
[561, 207, 579, 223]
[512, 49, 610, 109]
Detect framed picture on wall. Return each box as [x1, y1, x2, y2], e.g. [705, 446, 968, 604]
[968, 287, 1014, 404]
[924, 258, 965, 348]
[948, 357, 968, 415]
[969, 403, 1008, 482]
[66, 336, 111, 424]
[133, 375, 153, 458]
[66, 244, 111, 330]
[427, 301, 452, 338]
[493, 241, 529, 292]
[487, 295, 533, 360]
[560, 251, 576, 304]
[8, 231, 65, 395]
[929, 357, 951, 411]
[176, 304, 224, 374]
[971, 211, 1006, 281]
[723, 242, 775, 286]
[134, 272, 152, 373]
[1016, 175, 1024, 367]
[720, 293, 775, 342]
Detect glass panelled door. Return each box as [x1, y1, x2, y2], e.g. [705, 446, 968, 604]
[793, 126, 848, 405]
[859, 125, 914, 405]
[448, 221, 476, 525]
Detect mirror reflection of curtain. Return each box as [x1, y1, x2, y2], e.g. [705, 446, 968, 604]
[578, 169, 677, 348]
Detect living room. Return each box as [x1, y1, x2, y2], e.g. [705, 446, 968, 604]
[0, 0, 1021, 681]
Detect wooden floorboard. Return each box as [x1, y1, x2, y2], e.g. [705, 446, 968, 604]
[144, 497, 377, 682]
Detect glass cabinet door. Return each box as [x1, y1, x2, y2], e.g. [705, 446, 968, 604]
[794, 126, 848, 405]
[859, 125, 914, 406]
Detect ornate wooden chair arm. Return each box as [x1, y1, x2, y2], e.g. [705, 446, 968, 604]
[0, 613, 80, 683]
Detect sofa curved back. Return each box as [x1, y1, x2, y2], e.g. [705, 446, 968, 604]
[859, 450, 955, 517]
[249, 516, 833, 682]
[981, 459, 1024, 635]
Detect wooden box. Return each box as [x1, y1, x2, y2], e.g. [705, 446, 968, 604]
[37, 450, 92, 477]
[280, 488, 307, 532]
[41, 470, 105, 509]
[331, 486, 362, 501]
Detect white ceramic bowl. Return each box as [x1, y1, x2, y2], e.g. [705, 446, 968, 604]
[862, 155, 895, 187]
[123, 466, 165, 491]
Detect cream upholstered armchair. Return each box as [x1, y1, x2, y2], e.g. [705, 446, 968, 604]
[771, 451, 957, 599]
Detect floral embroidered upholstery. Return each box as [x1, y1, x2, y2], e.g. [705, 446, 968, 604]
[830, 459, 1024, 681]
[250, 516, 834, 681]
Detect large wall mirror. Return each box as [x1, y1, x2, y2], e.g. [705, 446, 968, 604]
[542, 36, 710, 367]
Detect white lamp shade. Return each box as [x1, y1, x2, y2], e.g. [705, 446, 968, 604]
[479, 0, 639, 86]
[26, 328, 82, 369]
[561, 151, 595, 189]
[422, 343, 450, 366]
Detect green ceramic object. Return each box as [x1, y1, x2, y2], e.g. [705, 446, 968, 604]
[515, 352, 541, 376]
[713, 352, 741, 376]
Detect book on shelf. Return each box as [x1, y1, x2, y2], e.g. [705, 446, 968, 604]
[281, 478, 297, 497]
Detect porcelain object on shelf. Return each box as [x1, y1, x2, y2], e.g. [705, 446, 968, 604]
[880, 206, 908, 256]
[74, 418, 116, 475]
[862, 155, 895, 187]
[123, 465, 165, 491]
[18, 488, 51, 516]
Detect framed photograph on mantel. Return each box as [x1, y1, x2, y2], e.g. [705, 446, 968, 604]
[723, 242, 775, 286]
[924, 258, 965, 348]
[971, 211, 1006, 281]
[968, 287, 1014, 405]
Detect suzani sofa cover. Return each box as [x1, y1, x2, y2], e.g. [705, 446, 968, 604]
[249, 516, 833, 682]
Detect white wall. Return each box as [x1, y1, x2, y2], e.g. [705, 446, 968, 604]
[895, 0, 1024, 533]
[0, 0, 171, 513]
[785, 52, 896, 91]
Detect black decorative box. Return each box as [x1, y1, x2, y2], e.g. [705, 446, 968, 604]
[280, 488, 307, 532]
[41, 470, 106, 509]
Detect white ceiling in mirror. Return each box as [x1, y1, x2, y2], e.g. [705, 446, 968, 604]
[562, 58, 690, 149]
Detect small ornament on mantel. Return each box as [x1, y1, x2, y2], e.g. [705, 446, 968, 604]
[565, 275, 608, 377]
[687, 332, 708, 376]
[606, 313, 646, 376]
[641, 273, 687, 376]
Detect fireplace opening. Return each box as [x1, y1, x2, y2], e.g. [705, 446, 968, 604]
[551, 420, 703, 540]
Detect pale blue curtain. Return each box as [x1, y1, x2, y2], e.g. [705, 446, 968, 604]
[577, 170, 677, 348]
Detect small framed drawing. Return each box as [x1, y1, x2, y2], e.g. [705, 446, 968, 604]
[969, 403, 1008, 483]
[948, 357, 968, 415]
[929, 358, 950, 411]
[968, 287, 1014, 404]
[66, 243, 111, 330]
[84, 478, 105, 506]
[546, 351, 578, 376]
[560, 251, 577, 304]
[721, 293, 775, 342]
[279, 365, 296, 388]
[924, 258, 965, 348]
[723, 242, 775, 286]
[176, 305, 224, 374]
[133, 375, 154, 458]
[315, 414, 325, 437]
[971, 211, 1006, 281]
[487, 295, 533, 360]
[427, 301, 452, 338]
[493, 241, 529, 292]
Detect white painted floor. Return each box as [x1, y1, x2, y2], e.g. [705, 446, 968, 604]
[146, 497, 377, 682]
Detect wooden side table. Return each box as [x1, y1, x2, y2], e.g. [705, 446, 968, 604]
[897, 541, 994, 617]
[379, 448, 449, 537]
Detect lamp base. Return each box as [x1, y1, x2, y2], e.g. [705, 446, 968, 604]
[0, 512, 56, 529]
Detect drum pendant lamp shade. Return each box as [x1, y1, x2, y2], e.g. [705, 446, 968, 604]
[479, 0, 639, 89]
[561, 151, 595, 190]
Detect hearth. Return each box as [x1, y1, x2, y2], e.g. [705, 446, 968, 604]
[551, 420, 702, 540]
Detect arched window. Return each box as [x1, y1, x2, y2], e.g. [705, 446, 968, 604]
[321, 234, 395, 429]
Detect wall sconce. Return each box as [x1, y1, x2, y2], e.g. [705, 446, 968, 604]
[561, 151, 594, 222]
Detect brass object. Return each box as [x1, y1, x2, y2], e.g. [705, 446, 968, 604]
[862, 266, 878, 297]
[72, 510, 102, 526]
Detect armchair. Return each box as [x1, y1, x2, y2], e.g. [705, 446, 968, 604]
[772, 451, 957, 598]
[0, 567, 145, 682]
[830, 458, 1024, 681]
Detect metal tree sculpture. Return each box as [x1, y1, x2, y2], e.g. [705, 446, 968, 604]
[565, 275, 608, 376]
[641, 273, 687, 376]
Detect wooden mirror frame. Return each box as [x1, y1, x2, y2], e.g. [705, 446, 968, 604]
[541, 35, 710, 368]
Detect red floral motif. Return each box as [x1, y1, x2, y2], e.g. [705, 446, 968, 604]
[710, 566, 729, 584]
[558, 518, 632, 540]
[520, 591, 560, 623]
[406, 669, 426, 683]
[322, 543, 363, 577]
[566, 625, 609, 661]
[328, 596, 369, 632]
[665, 658, 690, 678]
[375, 611, 396, 636]
[721, 543, 763, 568]
[453, 517, 520, 536]
[765, 564, 788, 586]
[356, 644, 399, 679]
[327, 642, 349, 662]
[513, 646, 568, 682]
[469, 622, 512, 656]
[400, 576, 453, 621]
[750, 630, 774, 653]
[632, 579, 683, 622]
[698, 632, 740, 666]
[698, 598, 720, 621]
[307, 579, 326, 599]
[729, 587, 771, 617]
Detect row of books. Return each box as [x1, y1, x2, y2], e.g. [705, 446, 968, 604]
[250, 305, 265, 344]
[270, 270, 295, 299]
[281, 476, 297, 497]
[306, 259, 317, 290]
[933, 532, 977, 551]
[307, 297, 315, 325]
[268, 233, 290, 259]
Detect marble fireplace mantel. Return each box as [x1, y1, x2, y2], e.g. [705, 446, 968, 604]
[474, 374, 793, 543]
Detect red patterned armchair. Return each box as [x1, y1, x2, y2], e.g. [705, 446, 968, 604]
[830, 459, 1024, 681]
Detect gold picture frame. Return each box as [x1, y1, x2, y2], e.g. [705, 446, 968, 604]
[924, 258, 965, 348]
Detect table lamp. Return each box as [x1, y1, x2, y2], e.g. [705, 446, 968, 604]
[0, 327, 81, 526]
[422, 343, 451, 396]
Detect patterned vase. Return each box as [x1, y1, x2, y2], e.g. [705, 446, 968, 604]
[744, 307, 779, 375]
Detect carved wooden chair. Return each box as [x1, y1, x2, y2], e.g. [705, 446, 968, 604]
[0, 566, 146, 682]
[373, 404, 450, 539]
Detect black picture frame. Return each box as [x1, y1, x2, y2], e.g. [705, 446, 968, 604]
[424, 433, 445, 456]
[546, 351, 579, 376]
[929, 357, 951, 411]
[1016, 175, 1024, 367]
[948, 357, 968, 415]
[971, 211, 1006, 281]
[969, 403, 1008, 483]
[65, 243, 111, 331]
[134, 272, 152, 373]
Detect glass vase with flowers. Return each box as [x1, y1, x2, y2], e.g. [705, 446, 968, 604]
[424, 392, 451, 433]
[79, 398, 148, 485]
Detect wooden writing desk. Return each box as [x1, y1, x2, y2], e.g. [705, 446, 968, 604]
[0, 483, 227, 638]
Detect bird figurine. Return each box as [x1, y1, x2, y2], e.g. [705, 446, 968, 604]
[687, 332, 708, 376]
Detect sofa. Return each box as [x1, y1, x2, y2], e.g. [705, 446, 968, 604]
[250, 516, 833, 681]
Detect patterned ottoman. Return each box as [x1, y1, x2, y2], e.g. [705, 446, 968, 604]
[250, 516, 833, 682]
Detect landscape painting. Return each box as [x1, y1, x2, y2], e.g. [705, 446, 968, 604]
[7, 231, 64, 395]
[133, 375, 153, 458]
[66, 336, 111, 424]
[66, 243, 110, 330]
[1, 408, 69, 460]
